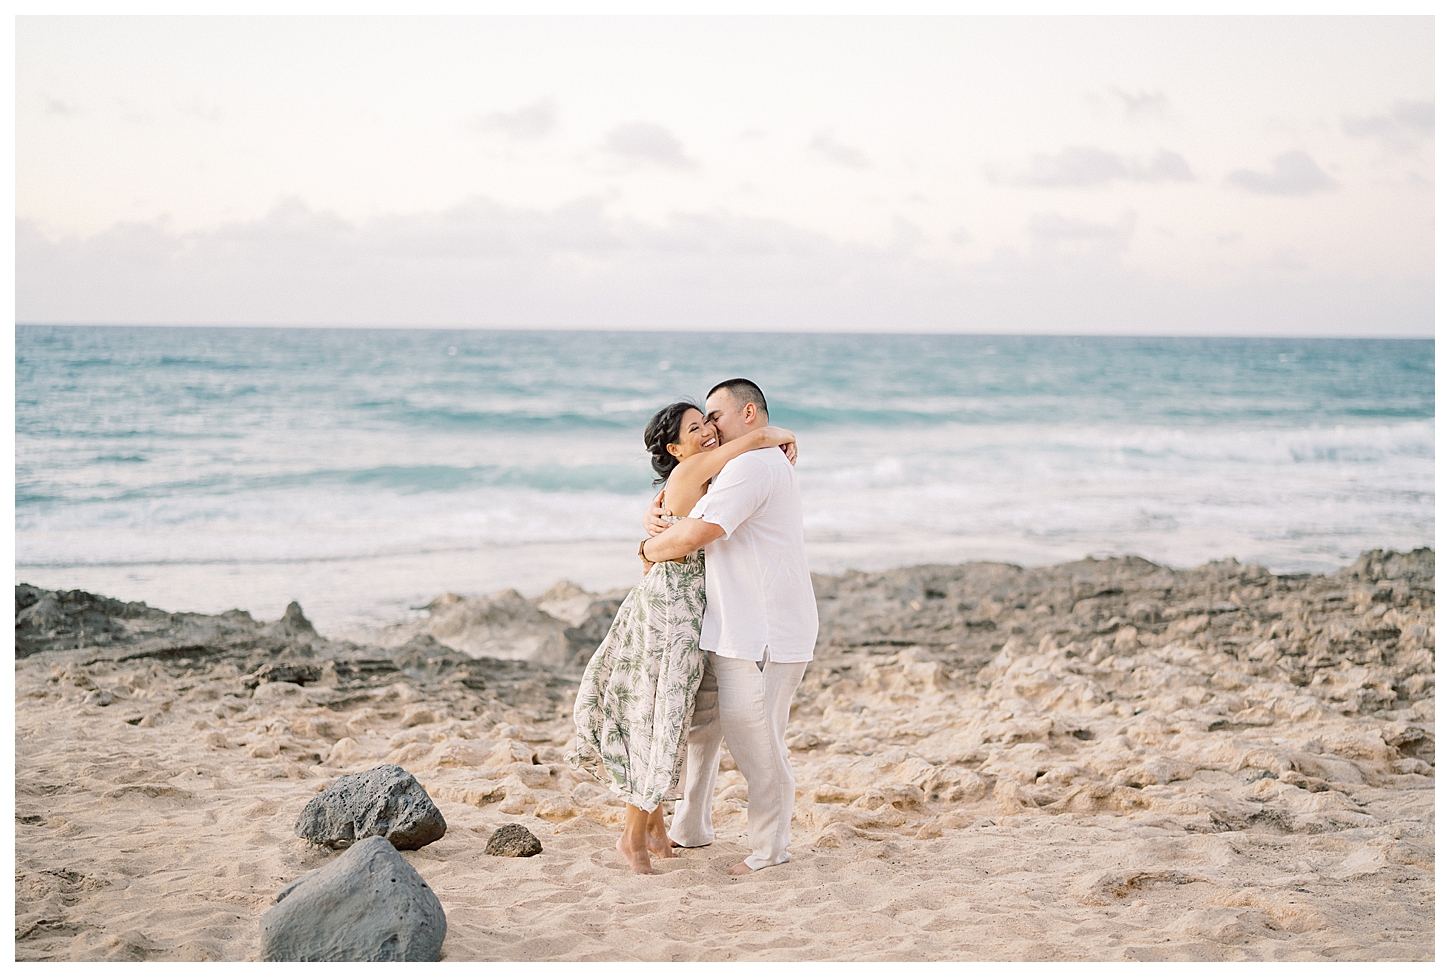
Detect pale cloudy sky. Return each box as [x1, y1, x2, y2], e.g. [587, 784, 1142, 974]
[15, 15, 1434, 334]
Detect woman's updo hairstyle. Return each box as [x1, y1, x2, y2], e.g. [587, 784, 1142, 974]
[644, 401, 701, 486]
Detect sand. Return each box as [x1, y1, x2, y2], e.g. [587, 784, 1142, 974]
[13, 549, 1434, 960]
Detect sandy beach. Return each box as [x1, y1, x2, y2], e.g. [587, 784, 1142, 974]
[14, 548, 1434, 961]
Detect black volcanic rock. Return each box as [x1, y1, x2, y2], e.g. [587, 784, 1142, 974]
[295, 764, 446, 851]
[484, 823, 542, 857]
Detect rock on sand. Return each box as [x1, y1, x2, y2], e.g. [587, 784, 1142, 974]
[295, 764, 447, 851]
[260, 835, 446, 962]
[484, 823, 543, 857]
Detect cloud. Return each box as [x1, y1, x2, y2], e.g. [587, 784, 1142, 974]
[1005, 146, 1193, 188]
[1028, 210, 1137, 258]
[1224, 151, 1337, 196]
[176, 101, 222, 123]
[43, 95, 78, 116]
[808, 132, 870, 169]
[600, 122, 695, 170]
[115, 98, 153, 125]
[1342, 99, 1434, 154]
[1111, 87, 1168, 122]
[14, 198, 1429, 337]
[1266, 249, 1308, 273]
[477, 97, 557, 141]
[889, 216, 924, 252]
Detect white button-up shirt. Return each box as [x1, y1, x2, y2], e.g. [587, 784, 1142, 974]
[688, 446, 819, 663]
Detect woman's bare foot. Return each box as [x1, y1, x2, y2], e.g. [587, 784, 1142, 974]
[727, 861, 753, 877]
[616, 833, 657, 875]
[645, 813, 675, 859]
[618, 804, 658, 874]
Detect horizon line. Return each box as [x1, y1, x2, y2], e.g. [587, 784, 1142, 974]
[14, 323, 1435, 341]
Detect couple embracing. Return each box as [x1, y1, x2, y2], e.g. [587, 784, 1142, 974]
[570, 378, 818, 876]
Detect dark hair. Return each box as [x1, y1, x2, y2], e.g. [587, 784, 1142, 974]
[707, 378, 768, 420]
[644, 401, 701, 486]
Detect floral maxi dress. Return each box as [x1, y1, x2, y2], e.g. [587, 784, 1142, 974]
[569, 528, 706, 813]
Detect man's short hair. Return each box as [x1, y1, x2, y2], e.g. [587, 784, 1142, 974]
[708, 378, 768, 419]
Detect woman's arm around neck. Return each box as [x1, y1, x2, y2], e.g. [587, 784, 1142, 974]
[662, 426, 794, 515]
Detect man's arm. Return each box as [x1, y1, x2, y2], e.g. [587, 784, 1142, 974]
[642, 517, 724, 564]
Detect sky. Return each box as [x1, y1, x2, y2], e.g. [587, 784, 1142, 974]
[14, 15, 1435, 335]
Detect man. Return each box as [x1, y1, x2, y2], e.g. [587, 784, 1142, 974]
[640, 378, 818, 876]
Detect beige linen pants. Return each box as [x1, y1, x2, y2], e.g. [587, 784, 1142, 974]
[668, 649, 808, 870]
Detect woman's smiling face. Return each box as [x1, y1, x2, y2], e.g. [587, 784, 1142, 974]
[667, 408, 718, 461]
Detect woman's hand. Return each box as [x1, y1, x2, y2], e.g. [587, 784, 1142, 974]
[642, 489, 673, 536]
[756, 425, 797, 465]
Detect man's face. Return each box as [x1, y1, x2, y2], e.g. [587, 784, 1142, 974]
[704, 389, 749, 444]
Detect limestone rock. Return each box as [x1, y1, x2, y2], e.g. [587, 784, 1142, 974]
[407, 589, 569, 662]
[484, 823, 542, 857]
[295, 764, 446, 850]
[281, 600, 315, 634]
[13, 585, 166, 658]
[260, 835, 445, 961]
[246, 661, 322, 690]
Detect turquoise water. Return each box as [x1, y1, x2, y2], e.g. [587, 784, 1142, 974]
[14, 326, 1434, 631]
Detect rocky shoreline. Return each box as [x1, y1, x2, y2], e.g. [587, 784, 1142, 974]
[14, 548, 1435, 960]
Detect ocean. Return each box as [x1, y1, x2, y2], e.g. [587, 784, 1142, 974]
[14, 326, 1434, 634]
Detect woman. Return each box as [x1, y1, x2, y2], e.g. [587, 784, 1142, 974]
[570, 401, 797, 875]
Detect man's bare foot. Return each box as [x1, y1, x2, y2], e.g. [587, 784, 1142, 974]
[727, 861, 753, 877]
[670, 839, 710, 849]
[616, 834, 657, 875]
[645, 825, 676, 859]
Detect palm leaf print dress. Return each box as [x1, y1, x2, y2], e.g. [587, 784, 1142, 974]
[570, 517, 707, 813]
